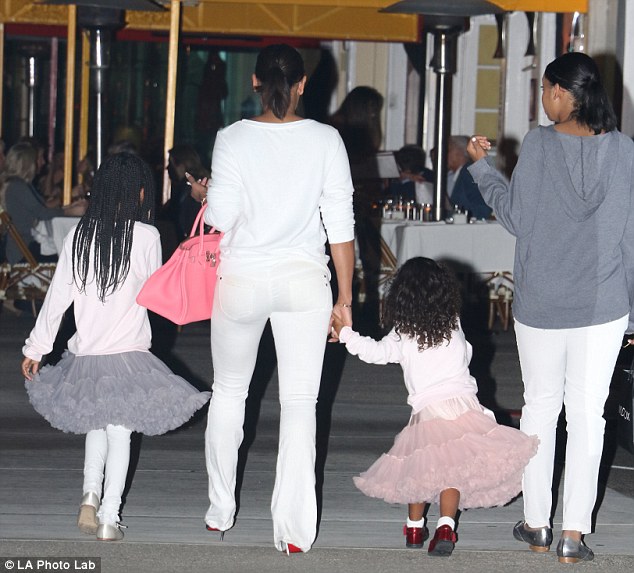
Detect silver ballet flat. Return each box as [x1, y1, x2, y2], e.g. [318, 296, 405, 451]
[557, 536, 594, 563]
[77, 492, 100, 535]
[96, 522, 125, 541]
[512, 520, 553, 552]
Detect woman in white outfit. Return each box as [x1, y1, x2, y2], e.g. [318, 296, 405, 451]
[189, 43, 355, 553]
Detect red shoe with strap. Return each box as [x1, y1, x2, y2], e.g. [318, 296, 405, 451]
[428, 525, 457, 556]
[403, 524, 430, 548]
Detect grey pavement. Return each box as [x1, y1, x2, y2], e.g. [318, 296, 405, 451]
[1, 305, 633, 573]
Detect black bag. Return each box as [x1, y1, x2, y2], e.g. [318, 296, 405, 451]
[616, 357, 634, 454]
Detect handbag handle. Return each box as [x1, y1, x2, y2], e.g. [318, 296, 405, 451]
[186, 202, 220, 256]
[189, 202, 208, 239]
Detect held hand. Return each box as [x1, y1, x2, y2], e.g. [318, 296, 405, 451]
[467, 135, 491, 163]
[329, 303, 352, 342]
[185, 171, 208, 203]
[22, 357, 40, 381]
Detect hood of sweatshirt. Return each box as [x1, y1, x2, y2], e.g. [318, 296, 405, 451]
[540, 125, 620, 222]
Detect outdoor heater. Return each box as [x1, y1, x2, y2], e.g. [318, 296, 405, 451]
[382, 0, 504, 222]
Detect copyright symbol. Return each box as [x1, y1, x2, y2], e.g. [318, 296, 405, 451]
[5, 561, 14, 570]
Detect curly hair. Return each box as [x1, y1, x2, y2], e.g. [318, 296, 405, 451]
[72, 152, 156, 302]
[382, 257, 462, 350]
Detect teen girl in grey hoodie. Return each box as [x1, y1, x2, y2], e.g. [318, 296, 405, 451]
[467, 52, 634, 564]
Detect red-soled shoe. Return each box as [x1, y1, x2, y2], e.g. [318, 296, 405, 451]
[403, 524, 430, 548]
[205, 523, 225, 540]
[282, 542, 303, 555]
[428, 525, 457, 557]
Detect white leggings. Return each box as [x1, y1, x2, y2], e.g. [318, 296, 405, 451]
[515, 315, 627, 533]
[83, 424, 131, 524]
[205, 262, 332, 552]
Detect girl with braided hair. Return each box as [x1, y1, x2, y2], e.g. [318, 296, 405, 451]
[21, 153, 210, 541]
[331, 257, 538, 557]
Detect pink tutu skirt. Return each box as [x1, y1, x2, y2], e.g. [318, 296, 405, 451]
[353, 395, 538, 509]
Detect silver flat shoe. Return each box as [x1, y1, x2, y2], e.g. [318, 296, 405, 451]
[513, 520, 552, 552]
[77, 492, 100, 535]
[96, 522, 125, 541]
[557, 537, 594, 563]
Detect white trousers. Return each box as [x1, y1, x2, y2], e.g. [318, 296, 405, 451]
[83, 424, 131, 524]
[515, 315, 627, 533]
[205, 262, 332, 552]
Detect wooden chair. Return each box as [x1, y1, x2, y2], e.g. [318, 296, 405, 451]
[0, 207, 56, 316]
[484, 271, 514, 331]
[378, 234, 398, 294]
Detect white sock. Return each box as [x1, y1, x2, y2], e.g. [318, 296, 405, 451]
[407, 517, 426, 528]
[436, 516, 455, 530]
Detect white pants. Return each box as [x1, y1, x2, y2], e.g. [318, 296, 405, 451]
[205, 262, 332, 552]
[515, 315, 627, 533]
[83, 424, 131, 524]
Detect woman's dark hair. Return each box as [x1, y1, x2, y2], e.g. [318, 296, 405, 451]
[72, 152, 156, 302]
[544, 52, 617, 134]
[254, 43, 305, 120]
[382, 257, 462, 350]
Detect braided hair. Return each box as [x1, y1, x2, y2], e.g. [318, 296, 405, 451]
[544, 52, 617, 134]
[254, 44, 305, 120]
[382, 257, 462, 350]
[72, 152, 156, 302]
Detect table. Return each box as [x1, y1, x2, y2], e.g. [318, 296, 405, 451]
[33, 217, 81, 256]
[381, 219, 516, 273]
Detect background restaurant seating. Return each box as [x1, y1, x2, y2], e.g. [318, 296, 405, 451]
[0, 207, 56, 316]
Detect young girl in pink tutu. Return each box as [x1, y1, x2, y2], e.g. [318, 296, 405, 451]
[332, 257, 538, 556]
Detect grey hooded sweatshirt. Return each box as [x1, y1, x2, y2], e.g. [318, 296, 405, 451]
[468, 124, 634, 332]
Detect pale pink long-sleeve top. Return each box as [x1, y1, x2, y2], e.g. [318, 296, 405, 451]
[23, 222, 162, 362]
[339, 324, 478, 413]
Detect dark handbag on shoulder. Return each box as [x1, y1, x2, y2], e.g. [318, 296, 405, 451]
[136, 203, 222, 325]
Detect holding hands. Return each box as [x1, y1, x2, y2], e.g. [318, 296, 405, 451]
[467, 135, 492, 163]
[329, 302, 352, 342]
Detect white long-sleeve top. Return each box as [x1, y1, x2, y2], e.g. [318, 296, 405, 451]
[23, 222, 162, 362]
[339, 324, 478, 413]
[203, 119, 355, 272]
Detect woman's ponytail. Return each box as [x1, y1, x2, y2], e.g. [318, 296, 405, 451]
[544, 52, 617, 134]
[254, 44, 305, 120]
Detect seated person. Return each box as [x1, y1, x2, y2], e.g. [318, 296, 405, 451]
[447, 136, 492, 220]
[1, 142, 86, 264]
[388, 144, 434, 203]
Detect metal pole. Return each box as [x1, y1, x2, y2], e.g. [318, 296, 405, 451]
[162, 0, 181, 206]
[91, 28, 108, 168]
[431, 30, 458, 222]
[27, 56, 37, 137]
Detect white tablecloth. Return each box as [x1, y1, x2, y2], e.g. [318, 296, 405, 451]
[381, 220, 516, 274]
[33, 217, 80, 256]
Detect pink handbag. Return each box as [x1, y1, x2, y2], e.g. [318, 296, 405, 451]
[137, 204, 222, 325]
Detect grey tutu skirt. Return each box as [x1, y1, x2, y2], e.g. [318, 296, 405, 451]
[25, 351, 210, 435]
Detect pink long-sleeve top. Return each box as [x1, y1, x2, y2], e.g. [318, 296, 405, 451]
[339, 324, 478, 413]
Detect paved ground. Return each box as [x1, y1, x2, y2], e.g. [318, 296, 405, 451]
[1, 301, 633, 573]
